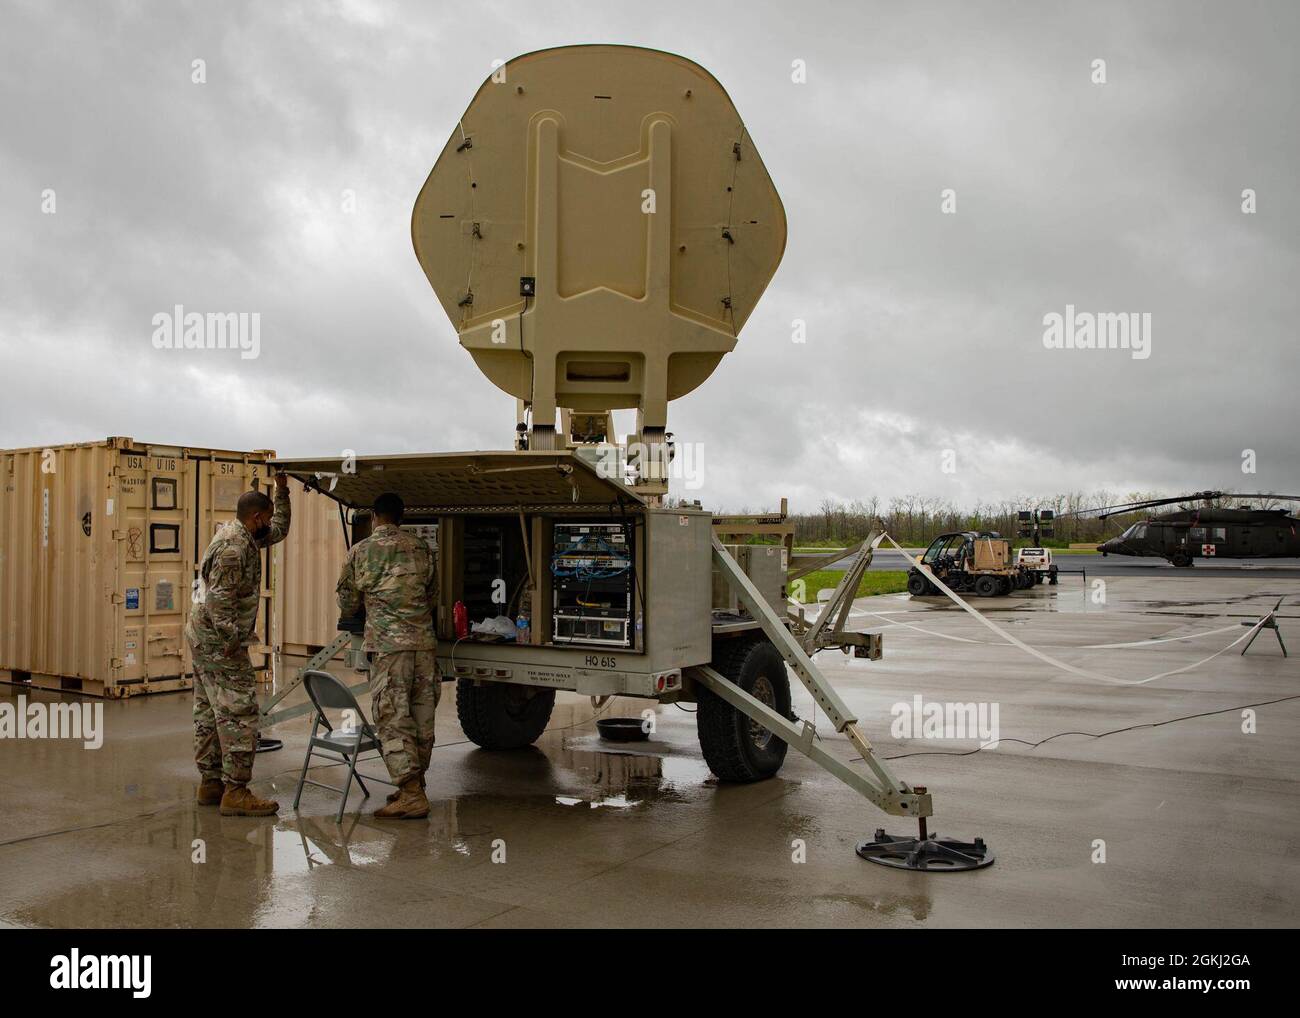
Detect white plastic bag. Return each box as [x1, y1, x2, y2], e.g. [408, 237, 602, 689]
[471, 615, 518, 639]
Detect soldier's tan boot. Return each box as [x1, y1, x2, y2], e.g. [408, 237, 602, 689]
[196, 779, 225, 806]
[385, 773, 426, 803]
[219, 783, 280, 817]
[374, 778, 429, 819]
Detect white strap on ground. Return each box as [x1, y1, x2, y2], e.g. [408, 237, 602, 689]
[800, 552, 1255, 649]
[875, 532, 1269, 687]
[854, 608, 1248, 650]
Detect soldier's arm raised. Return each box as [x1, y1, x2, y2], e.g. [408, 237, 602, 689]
[259, 474, 292, 547]
[206, 546, 246, 655]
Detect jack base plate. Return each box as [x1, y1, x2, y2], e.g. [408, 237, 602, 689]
[856, 829, 994, 871]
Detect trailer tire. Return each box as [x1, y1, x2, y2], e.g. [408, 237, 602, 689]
[455, 678, 555, 750]
[697, 637, 792, 782]
[907, 572, 930, 596]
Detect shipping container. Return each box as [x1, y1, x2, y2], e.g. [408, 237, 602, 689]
[0, 438, 273, 697]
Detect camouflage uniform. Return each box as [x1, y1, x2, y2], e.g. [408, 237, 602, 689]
[336, 524, 439, 783]
[185, 489, 290, 785]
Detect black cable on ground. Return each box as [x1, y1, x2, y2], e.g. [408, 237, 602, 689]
[0, 805, 179, 849]
[872, 693, 1300, 761]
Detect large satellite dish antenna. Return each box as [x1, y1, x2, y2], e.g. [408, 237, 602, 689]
[412, 44, 786, 487]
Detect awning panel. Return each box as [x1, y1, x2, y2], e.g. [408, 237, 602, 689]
[270, 450, 643, 515]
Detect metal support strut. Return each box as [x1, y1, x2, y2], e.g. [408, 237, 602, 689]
[1241, 596, 1288, 657]
[695, 536, 993, 871]
[702, 537, 925, 817]
[260, 631, 369, 728]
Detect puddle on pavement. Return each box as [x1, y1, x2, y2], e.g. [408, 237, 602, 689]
[555, 792, 640, 809]
[541, 742, 708, 810]
[813, 892, 932, 921]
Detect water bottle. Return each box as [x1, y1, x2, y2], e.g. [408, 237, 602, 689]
[515, 615, 530, 645]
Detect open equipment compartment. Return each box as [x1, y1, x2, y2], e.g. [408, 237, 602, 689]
[275, 450, 711, 701]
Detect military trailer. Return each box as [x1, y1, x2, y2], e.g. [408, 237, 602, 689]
[267, 44, 991, 869]
[275, 452, 824, 778]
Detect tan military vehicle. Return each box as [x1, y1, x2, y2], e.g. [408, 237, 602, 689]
[907, 531, 1024, 597]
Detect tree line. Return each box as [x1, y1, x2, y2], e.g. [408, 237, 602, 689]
[761, 492, 1270, 546]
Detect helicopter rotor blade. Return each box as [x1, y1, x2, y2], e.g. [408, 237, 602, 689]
[1059, 492, 1219, 519]
[1061, 491, 1300, 520]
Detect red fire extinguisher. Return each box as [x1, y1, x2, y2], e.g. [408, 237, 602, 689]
[453, 600, 469, 640]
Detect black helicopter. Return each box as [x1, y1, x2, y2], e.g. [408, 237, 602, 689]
[1077, 491, 1300, 566]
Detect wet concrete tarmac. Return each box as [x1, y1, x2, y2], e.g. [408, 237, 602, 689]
[0, 575, 1296, 928]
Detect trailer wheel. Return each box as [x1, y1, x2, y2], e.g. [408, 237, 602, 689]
[455, 679, 556, 749]
[975, 575, 998, 597]
[697, 638, 792, 782]
[907, 572, 930, 596]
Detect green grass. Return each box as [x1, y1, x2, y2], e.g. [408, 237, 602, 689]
[793, 540, 1104, 554]
[788, 569, 910, 603]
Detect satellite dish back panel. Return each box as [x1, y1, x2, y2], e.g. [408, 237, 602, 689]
[412, 45, 787, 432]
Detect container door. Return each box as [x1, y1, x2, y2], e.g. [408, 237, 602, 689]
[118, 450, 191, 681]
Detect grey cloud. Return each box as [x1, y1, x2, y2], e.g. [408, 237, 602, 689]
[1, 0, 1296, 512]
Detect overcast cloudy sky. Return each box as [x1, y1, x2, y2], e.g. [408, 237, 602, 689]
[2, 0, 1297, 512]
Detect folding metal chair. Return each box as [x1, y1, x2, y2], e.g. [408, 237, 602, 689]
[291, 669, 395, 823]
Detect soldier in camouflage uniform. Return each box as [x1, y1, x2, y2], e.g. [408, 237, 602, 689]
[336, 492, 438, 819]
[185, 473, 291, 816]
